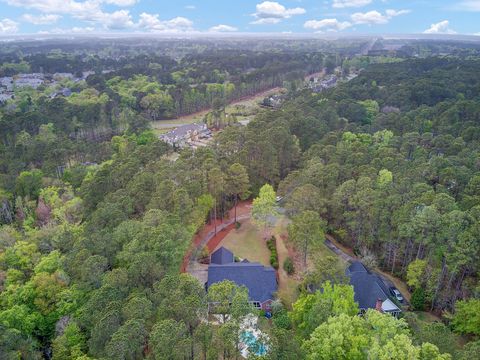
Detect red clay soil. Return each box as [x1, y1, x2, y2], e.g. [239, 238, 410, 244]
[205, 223, 236, 252]
[180, 201, 252, 272]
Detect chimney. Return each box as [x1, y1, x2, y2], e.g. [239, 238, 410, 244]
[375, 298, 383, 313]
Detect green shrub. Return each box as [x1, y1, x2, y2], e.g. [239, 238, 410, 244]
[273, 309, 292, 330]
[235, 221, 241, 230]
[270, 254, 279, 269]
[199, 246, 210, 264]
[283, 257, 295, 275]
[411, 288, 425, 311]
[267, 236, 278, 269]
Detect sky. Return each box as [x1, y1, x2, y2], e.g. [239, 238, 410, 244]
[0, 0, 479, 36]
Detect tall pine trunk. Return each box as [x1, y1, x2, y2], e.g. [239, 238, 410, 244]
[214, 198, 217, 235]
[234, 194, 238, 223]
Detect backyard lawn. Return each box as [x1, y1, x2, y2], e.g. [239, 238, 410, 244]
[214, 214, 347, 308]
[272, 216, 301, 306]
[214, 216, 302, 306]
[215, 220, 271, 265]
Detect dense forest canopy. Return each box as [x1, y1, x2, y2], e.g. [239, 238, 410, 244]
[0, 37, 479, 359]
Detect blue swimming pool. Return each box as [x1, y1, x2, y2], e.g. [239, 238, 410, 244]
[241, 331, 267, 356]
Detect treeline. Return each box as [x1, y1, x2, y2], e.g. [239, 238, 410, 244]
[93, 50, 325, 117]
[1, 51, 480, 359]
[0, 134, 219, 358]
[245, 57, 480, 313]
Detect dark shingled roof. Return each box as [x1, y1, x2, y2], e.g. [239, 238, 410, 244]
[347, 262, 393, 310]
[210, 247, 234, 265]
[162, 123, 206, 141]
[207, 262, 277, 303]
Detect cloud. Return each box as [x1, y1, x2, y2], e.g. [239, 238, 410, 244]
[456, 1, 480, 11]
[424, 20, 456, 34]
[137, 13, 194, 32]
[351, 10, 388, 24]
[5, 0, 137, 26]
[5, 0, 101, 17]
[209, 24, 238, 32]
[101, 10, 135, 30]
[304, 18, 351, 31]
[185, 5, 196, 10]
[22, 13, 61, 24]
[351, 9, 409, 25]
[104, 0, 137, 5]
[332, 0, 371, 8]
[385, 9, 411, 17]
[0, 18, 18, 33]
[38, 25, 95, 34]
[251, 1, 305, 24]
[303, 8, 409, 32]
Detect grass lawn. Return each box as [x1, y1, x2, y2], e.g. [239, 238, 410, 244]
[216, 220, 271, 265]
[215, 214, 347, 308]
[273, 216, 301, 306]
[414, 311, 442, 323]
[216, 216, 302, 307]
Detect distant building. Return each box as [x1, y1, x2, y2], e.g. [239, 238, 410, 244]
[53, 73, 74, 80]
[381, 106, 401, 114]
[50, 88, 72, 99]
[0, 93, 13, 103]
[160, 123, 210, 148]
[311, 75, 337, 93]
[0, 77, 13, 91]
[82, 71, 95, 80]
[207, 247, 278, 311]
[262, 94, 286, 108]
[346, 261, 401, 317]
[14, 73, 45, 89]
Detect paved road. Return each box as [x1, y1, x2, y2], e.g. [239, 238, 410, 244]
[324, 237, 357, 263]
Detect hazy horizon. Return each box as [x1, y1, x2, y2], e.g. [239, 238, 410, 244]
[0, 1, 479, 37]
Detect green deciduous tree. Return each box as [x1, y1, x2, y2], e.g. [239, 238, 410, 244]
[452, 299, 480, 336]
[303, 310, 450, 360]
[15, 170, 43, 200]
[252, 183, 278, 238]
[207, 280, 251, 323]
[290, 281, 358, 338]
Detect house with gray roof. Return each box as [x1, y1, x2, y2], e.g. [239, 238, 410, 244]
[346, 261, 401, 317]
[160, 123, 210, 148]
[207, 247, 277, 311]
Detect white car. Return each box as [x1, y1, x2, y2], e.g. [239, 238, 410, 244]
[390, 288, 404, 302]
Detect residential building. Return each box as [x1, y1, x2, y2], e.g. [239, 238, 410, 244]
[346, 261, 401, 317]
[160, 123, 210, 148]
[207, 247, 277, 311]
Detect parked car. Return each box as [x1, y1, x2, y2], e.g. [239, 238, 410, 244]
[390, 287, 404, 302]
